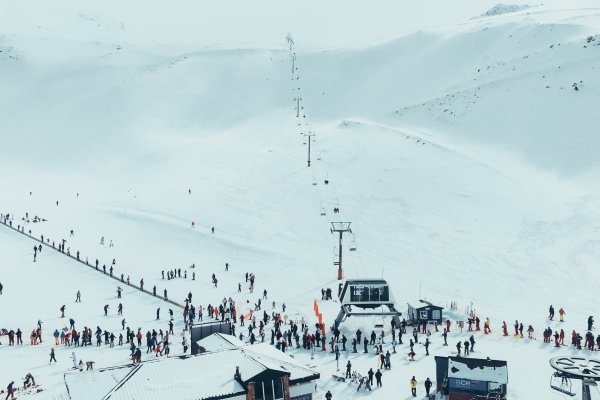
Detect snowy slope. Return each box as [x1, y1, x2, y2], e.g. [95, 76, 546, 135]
[1, 1, 600, 399]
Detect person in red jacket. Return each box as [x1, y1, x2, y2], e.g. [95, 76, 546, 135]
[502, 321, 508, 336]
[559, 308, 566, 322]
[445, 319, 451, 332]
[559, 329, 565, 345]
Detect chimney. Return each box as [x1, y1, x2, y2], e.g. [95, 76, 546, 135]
[246, 382, 255, 400]
[281, 375, 291, 400]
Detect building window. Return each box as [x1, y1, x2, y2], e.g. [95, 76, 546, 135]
[419, 310, 428, 320]
[432, 310, 440, 320]
[369, 286, 380, 302]
[255, 380, 284, 400]
[350, 286, 364, 302]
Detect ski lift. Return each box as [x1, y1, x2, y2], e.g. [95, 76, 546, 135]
[550, 372, 575, 396]
[349, 234, 357, 251]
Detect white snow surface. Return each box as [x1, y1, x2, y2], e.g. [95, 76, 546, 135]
[1, 1, 600, 399]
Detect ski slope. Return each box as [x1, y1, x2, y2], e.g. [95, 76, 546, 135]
[1, 1, 600, 399]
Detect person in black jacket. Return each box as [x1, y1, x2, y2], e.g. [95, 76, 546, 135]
[424, 377, 433, 396]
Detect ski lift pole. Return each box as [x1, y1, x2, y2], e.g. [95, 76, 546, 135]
[331, 222, 352, 280]
[304, 132, 314, 167]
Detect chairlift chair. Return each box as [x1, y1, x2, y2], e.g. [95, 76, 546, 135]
[349, 234, 357, 251]
[550, 372, 576, 396]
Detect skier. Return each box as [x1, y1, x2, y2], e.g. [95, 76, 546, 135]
[442, 328, 448, 346]
[410, 376, 417, 397]
[325, 390, 332, 400]
[464, 340, 470, 355]
[456, 341, 462, 356]
[156, 308, 160, 320]
[469, 335, 475, 351]
[588, 316, 594, 331]
[424, 337, 430, 355]
[549, 305, 555, 320]
[345, 360, 352, 379]
[104, 304, 109, 316]
[164, 289, 168, 300]
[75, 290, 81, 302]
[60, 305, 66, 318]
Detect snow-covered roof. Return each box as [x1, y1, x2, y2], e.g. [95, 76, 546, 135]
[64, 365, 133, 400]
[196, 332, 246, 351]
[64, 340, 319, 400]
[407, 299, 443, 309]
[448, 357, 508, 384]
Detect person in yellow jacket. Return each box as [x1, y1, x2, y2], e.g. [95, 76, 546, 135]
[410, 376, 417, 397]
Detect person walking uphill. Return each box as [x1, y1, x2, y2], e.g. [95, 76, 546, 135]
[49, 347, 57, 363]
[410, 376, 417, 397]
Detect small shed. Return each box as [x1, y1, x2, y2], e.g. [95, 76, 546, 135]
[407, 299, 443, 325]
[434, 356, 508, 400]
